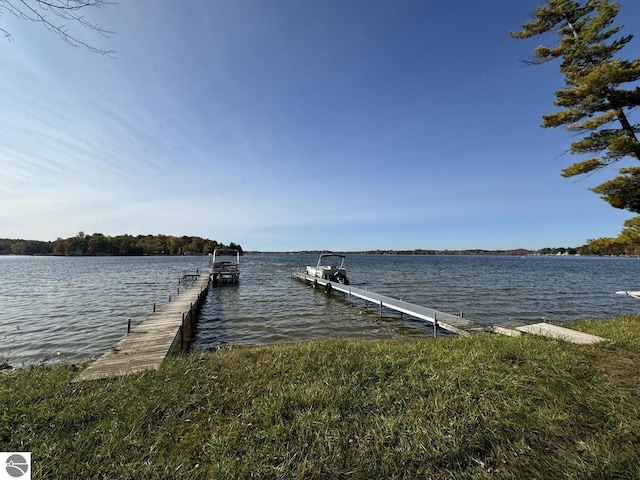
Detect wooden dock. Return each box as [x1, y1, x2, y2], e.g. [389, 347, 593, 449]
[292, 272, 606, 344]
[75, 274, 211, 381]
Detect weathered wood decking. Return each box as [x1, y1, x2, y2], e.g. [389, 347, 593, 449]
[75, 274, 210, 381]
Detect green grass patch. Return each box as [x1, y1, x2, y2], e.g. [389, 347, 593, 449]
[2, 316, 640, 478]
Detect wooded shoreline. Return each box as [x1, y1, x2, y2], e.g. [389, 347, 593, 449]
[0, 234, 243, 257]
[3, 233, 637, 257]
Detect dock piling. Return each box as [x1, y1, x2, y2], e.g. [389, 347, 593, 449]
[433, 314, 438, 338]
[180, 312, 186, 351]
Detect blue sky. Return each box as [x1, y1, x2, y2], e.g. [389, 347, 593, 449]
[1, 0, 639, 251]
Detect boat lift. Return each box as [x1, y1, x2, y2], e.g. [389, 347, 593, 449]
[210, 249, 240, 284]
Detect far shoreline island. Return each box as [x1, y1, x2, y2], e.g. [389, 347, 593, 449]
[0, 234, 243, 257]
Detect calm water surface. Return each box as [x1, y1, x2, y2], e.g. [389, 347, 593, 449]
[1, 254, 639, 366]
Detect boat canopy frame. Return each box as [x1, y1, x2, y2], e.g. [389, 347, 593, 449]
[314, 253, 346, 269]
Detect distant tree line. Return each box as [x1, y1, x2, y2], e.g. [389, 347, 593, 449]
[0, 233, 243, 256]
[255, 247, 590, 256]
[372, 244, 637, 256]
[341, 248, 584, 256]
[4, 229, 640, 257]
[282, 244, 637, 256]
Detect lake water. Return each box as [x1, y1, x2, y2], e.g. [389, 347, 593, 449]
[1, 254, 639, 367]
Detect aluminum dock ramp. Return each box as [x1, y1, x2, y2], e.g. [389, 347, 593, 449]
[292, 272, 607, 344]
[292, 272, 487, 336]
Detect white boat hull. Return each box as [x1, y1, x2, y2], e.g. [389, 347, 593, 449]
[306, 254, 349, 284]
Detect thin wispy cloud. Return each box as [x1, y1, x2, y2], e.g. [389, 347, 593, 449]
[1, 0, 637, 248]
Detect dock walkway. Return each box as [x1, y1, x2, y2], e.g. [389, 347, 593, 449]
[292, 272, 606, 344]
[75, 274, 210, 381]
[292, 272, 487, 336]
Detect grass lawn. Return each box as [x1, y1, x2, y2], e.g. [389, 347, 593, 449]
[2, 316, 640, 479]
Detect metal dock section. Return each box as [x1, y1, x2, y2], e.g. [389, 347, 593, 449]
[493, 322, 606, 345]
[292, 272, 607, 344]
[292, 272, 487, 336]
[75, 274, 211, 381]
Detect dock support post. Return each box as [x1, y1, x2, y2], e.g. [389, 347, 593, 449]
[379, 302, 383, 318]
[434, 314, 438, 339]
[127, 318, 131, 334]
[189, 303, 193, 339]
[153, 302, 156, 313]
[169, 294, 172, 303]
[180, 312, 185, 352]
